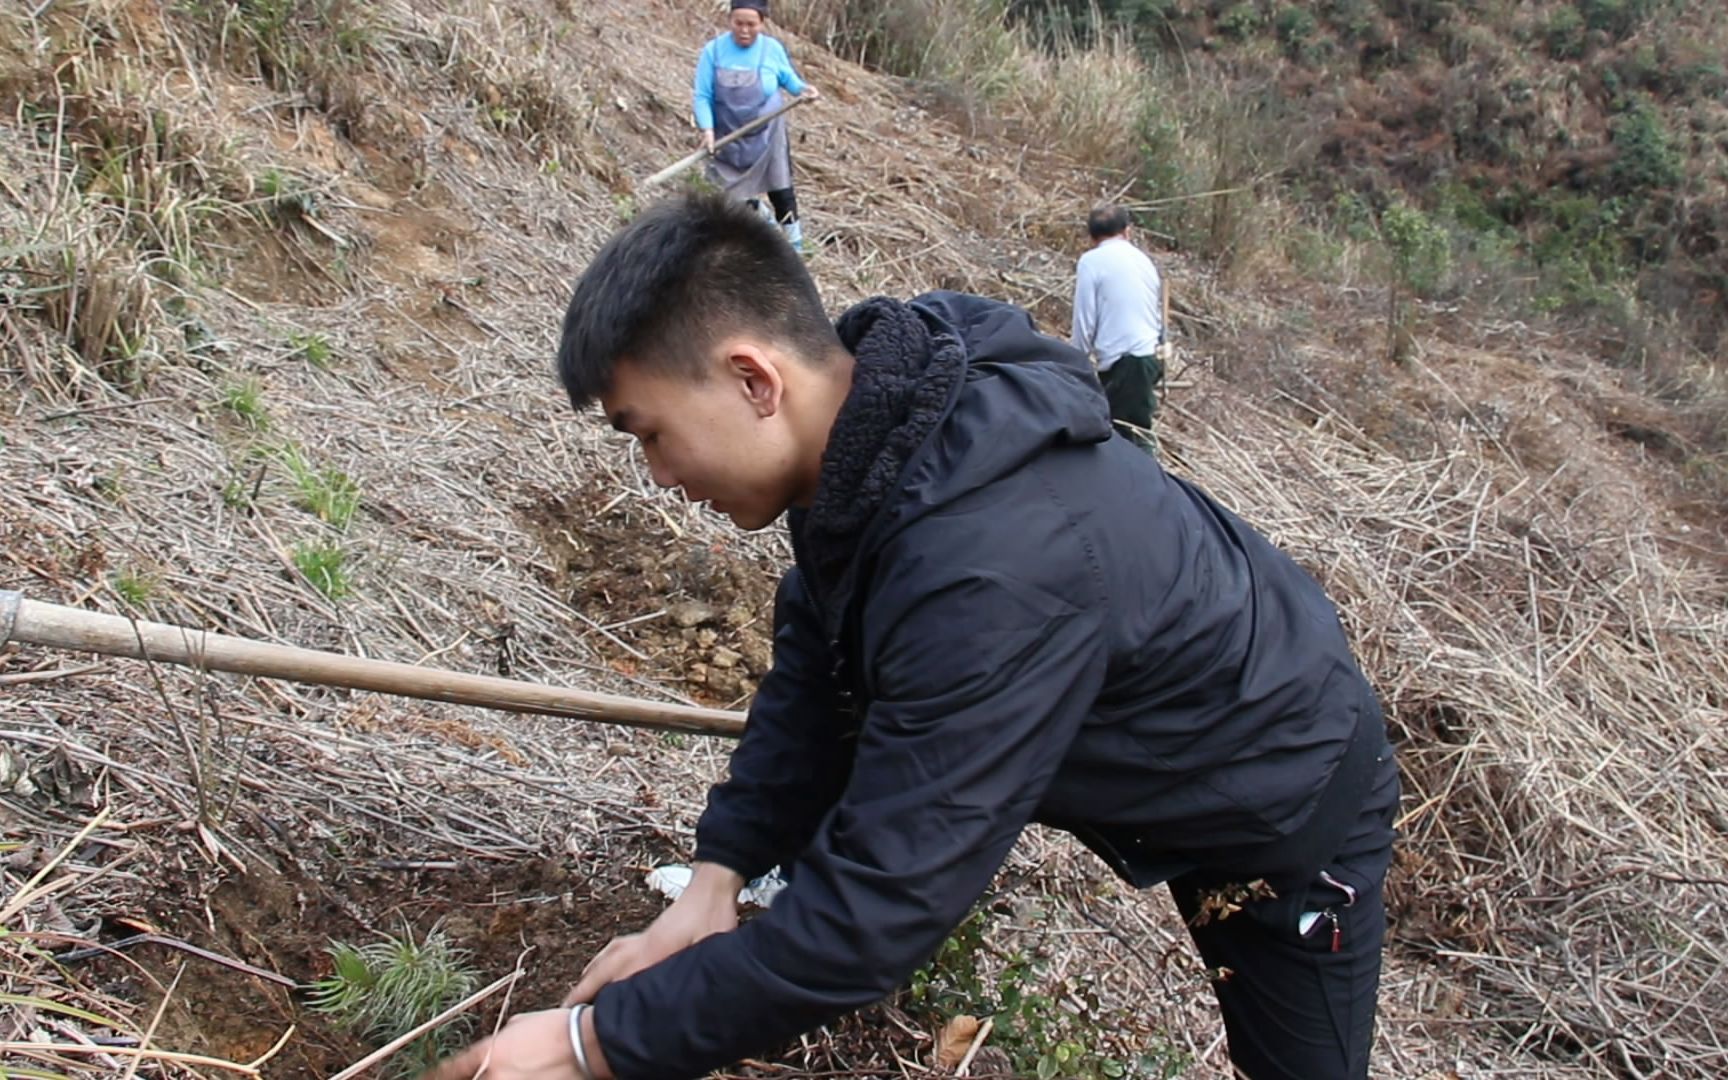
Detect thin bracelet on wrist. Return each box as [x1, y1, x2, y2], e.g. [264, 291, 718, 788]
[568, 1004, 596, 1080]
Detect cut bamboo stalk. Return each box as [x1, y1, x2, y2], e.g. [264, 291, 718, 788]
[0, 591, 745, 738]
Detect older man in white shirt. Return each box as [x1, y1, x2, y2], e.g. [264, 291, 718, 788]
[1071, 204, 1165, 451]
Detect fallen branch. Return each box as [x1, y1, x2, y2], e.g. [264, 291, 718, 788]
[0, 661, 109, 686]
[53, 933, 298, 988]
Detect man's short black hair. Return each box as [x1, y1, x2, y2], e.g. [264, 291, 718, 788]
[1087, 204, 1132, 240]
[557, 191, 839, 410]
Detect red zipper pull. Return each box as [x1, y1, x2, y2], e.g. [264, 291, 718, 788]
[1328, 911, 1342, 953]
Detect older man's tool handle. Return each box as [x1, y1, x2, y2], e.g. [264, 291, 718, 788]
[0, 591, 745, 738]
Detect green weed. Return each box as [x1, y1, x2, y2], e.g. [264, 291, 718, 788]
[219, 378, 269, 430]
[280, 444, 360, 528]
[288, 331, 334, 368]
[111, 568, 156, 607]
[1274, 6, 1318, 58]
[292, 539, 351, 599]
[221, 474, 251, 509]
[257, 167, 317, 221]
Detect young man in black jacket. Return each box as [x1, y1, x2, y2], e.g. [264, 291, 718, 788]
[429, 193, 1399, 1080]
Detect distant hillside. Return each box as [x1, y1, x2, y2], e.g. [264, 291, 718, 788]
[784, 0, 1726, 489]
[1017, 0, 1725, 350]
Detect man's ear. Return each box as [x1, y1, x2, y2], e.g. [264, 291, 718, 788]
[727, 346, 786, 419]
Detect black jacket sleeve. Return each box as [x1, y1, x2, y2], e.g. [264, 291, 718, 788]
[592, 557, 1108, 1079]
[692, 567, 854, 881]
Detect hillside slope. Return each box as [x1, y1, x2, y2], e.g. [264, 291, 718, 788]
[1011, 0, 1728, 356]
[2, 1, 1724, 1078]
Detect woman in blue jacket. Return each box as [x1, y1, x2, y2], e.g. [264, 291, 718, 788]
[694, 0, 819, 251]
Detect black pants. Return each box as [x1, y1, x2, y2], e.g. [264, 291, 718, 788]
[1169, 741, 1400, 1079]
[767, 187, 798, 223]
[1099, 351, 1163, 451]
[748, 186, 798, 224]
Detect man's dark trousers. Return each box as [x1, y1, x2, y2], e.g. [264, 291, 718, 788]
[1099, 350, 1164, 451]
[1169, 738, 1400, 1079]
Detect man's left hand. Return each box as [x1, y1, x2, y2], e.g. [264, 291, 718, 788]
[422, 1008, 611, 1080]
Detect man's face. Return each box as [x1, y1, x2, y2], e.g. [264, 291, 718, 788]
[600, 346, 801, 532]
[729, 9, 763, 47]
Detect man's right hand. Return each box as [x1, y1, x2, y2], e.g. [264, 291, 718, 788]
[563, 862, 743, 1005]
[700, 129, 715, 152]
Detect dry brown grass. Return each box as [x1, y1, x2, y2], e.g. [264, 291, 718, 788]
[2, 1, 1726, 1078]
[1165, 376, 1728, 1077]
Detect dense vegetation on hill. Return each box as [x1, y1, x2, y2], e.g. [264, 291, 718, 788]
[788, 0, 1725, 456]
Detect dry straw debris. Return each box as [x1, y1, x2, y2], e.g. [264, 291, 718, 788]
[1172, 380, 1728, 1078]
[2, 1, 1725, 1078]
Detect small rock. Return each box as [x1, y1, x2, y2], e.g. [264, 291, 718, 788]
[669, 601, 716, 628]
[741, 641, 772, 673]
[708, 671, 747, 699]
[695, 628, 719, 648]
[711, 647, 741, 669]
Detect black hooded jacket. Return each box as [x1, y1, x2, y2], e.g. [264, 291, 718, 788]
[591, 292, 1384, 1078]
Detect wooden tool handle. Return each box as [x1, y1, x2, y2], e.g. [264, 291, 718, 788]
[0, 591, 746, 738]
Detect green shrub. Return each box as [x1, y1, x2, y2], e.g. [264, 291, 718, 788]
[908, 905, 1190, 1079]
[1378, 201, 1451, 363]
[1132, 100, 1196, 240]
[1609, 103, 1684, 198]
[1273, 6, 1317, 57]
[1324, 0, 1376, 41]
[1217, 2, 1263, 40]
[1530, 194, 1633, 312]
[1382, 202, 1452, 298]
[1544, 7, 1586, 59]
[1578, 0, 1660, 40]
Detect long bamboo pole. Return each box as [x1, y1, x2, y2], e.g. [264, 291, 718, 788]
[638, 96, 810, 191]
[0, 591, 745, 738]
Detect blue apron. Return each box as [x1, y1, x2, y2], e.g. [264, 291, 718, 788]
[712, 63, 782, 172]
